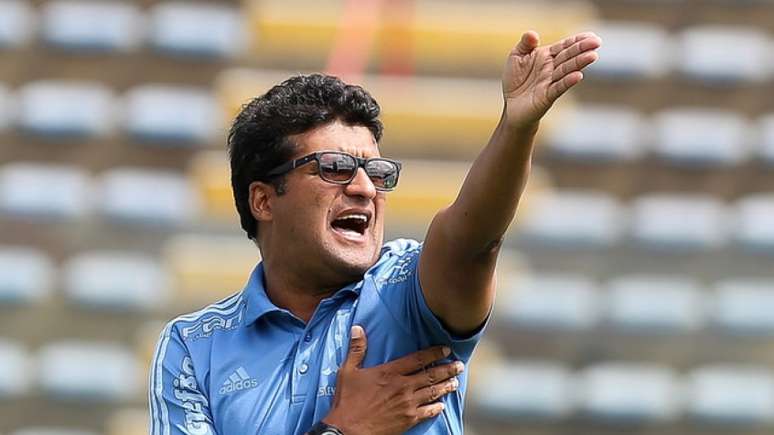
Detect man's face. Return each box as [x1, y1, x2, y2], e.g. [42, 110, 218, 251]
[268, 120, 386, 283]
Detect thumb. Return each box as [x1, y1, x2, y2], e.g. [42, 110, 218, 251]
[514, 30, 540, 55]
[343, 325, 367, 370]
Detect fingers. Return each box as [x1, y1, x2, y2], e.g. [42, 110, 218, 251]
[552, 35, 602, 68]
[408, 361, 464, 390]
[415, 377, 460, 405]
[342, 325, 367, 370]
[513, 30, 540, 55]
[385, 346, 451, 375]
[548, 71, 584, 102]
[416, 402, 445, 422]
[549, 31, 598, 56]
[551, 50, 598, 82]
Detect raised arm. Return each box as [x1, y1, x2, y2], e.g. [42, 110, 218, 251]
[419, 31, 602, 334]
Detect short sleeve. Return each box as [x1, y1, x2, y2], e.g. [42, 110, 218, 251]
[149, 322, 218, 435]
[372, 240, 489, 362]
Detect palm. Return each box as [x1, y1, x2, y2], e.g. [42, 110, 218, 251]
[502, 31, 601, 127]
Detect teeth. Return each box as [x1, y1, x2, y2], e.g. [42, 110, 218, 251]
[337, 214, 368, 222]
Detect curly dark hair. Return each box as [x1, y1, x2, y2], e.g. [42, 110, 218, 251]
[228, 73, 384, 240]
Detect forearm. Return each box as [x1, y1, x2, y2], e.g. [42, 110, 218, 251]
[439, 107, 538, 256]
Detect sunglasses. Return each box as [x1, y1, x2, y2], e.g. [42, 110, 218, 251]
[266, 151, 402, 191]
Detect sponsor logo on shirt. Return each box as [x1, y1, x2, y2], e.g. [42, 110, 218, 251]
[181, 311, 242, 341]
[173, 356, 213, 435]
[219, 367, 259, 395]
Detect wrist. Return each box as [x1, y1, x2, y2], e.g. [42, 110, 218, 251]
[321, 413, 359, 435]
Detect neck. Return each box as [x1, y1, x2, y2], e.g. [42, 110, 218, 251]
[262, 262, 342, 323]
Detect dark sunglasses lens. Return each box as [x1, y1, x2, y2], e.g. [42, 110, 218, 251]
[366, 160, 400, 189]
[318, 153, 357, 182]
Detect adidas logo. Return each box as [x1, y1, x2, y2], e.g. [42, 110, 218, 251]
[219, 367, 258, 395]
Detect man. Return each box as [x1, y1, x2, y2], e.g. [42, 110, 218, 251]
[150, 30, 601, 434]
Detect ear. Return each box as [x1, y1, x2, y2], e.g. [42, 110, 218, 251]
[249, 181, 274, 223]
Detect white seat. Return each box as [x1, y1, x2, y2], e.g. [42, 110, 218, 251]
[10, 429, 98, 435]
[757, 114, 774, 163]
[122, 85, 222, 145]
[733, 194, 774, 251]
[63, 251, 169, 311]
[499, 273, 599, 331]
[578, 362, 680, 423]
[0, 84, 14, 131]
[546, 105, 644, 161]
[148, 2, 245, 58]
[0, 0, 34, 48]
[517, 190, 624, 248]
[0, 163, 90, 220]
[630, 194, 728, 250]
[37, 341, 140, 401]
[0, 247, 53, 304]
[471, 360, 573, 419]
[0, 339, 30, 397]
[17, 81, 114, 137]
[41, 0, 143, 52]
[605, 275, 704, 333]
[710, 279, 774, 335]
[98, 168, 198, 226]
[687, 365, 774, 424]
[676, 26, 769, 83]
[652, 108, 750, 166]
[589, 22, 670, 79]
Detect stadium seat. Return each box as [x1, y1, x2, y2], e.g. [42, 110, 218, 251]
[630, 194, 728, 250]
[733, 194, 774, 252]
[97, 167, 199, 227]
[17, 81, 115, 137]
[0, 339, 30, 397]
[37, 341, 141, 401]
[0, 246, 53, 304]
[10, 430, 98, 435]
[41, 0, 142, 52]
[215, 68, 505, 158]
[577, 362, 681, 423]
[710, 279, 774, 336]
[0, 84, 13, 131]
[545, 105, 645, 162]
[0, 163, 90, 220]
[246, 0, 595, 74]
[652, 108, 750, 166]
[604, 275, 704, 333]
[188, 151, 233, 222]
[588, 21, 670, 79]
[122, 85, 223, 145]
[0, 0, 34, 48]
[62, 251, 169, 311]
[687, 365, 774, 425]
[498, 273, 599, 331]
[148, 2, 246, 59]
[471, 360, 573, 420]
[758, 114, 774, 163]
[675, 26, 769, 84]
[106, 408, 147, 435]
[515, 190, 624, 248]
[163, 234, 260, 308]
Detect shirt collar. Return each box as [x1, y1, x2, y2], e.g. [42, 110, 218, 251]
[243, 261, 365, 326]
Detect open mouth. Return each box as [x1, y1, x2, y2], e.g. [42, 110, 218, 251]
[331, 211, 371, 238]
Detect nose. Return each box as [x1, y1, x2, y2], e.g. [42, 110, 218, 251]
[344, 167, 377, 200]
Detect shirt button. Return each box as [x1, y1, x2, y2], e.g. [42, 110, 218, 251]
[298, 363, 309, 374]
[304, 332, 312, 342]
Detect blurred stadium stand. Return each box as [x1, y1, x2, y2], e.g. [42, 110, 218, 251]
[3, 0, 774, 434]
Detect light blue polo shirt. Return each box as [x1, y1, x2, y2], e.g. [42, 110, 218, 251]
[149, 239, 486, 435]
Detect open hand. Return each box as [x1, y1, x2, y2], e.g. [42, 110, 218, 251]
[320, 326, 464, 435]
[502, 31, 602, 129]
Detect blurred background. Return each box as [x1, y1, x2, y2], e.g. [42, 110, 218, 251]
[2, 0, 774, 434]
